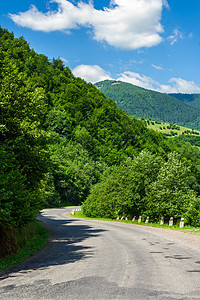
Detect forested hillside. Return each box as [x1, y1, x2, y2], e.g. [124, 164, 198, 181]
[170, 93, 200, 109]
[95, 80, 200, 130]
[1, 27, 200, 257]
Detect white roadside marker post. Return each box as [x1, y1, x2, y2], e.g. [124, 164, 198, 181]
[169, 217, 173, 226]
[180, 217, 184, 228]
[160, 217, 164, 225]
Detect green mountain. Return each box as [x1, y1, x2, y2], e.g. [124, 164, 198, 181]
[95, 80, 200, 130]
[170, 93, 200, 109]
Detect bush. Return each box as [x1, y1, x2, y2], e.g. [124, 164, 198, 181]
[83, 151, 199, 226]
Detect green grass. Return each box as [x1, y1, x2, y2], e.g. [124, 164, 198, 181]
[72, 211, 200, 235]
[0, 222, 49, 271]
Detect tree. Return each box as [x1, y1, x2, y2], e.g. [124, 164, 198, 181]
[146, 152, 197, 222]
[0, 59, 48, 228]
[83, 151, 163, 218]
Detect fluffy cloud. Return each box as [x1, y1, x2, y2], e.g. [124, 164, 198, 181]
[118, 71, 200, 93]
[72, 65, 112, 83]
[117, 71, 159, 90]
[9, 0, 167, 49]
[160, 78, 200, 93]
[74, 64, 200, 93]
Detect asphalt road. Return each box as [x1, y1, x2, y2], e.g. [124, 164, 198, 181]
[0, 207, 200, 300]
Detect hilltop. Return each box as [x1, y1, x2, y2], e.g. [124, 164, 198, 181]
[95, 80, 200, 130]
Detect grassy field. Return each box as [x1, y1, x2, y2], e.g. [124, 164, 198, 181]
[144, 120, 200, 137]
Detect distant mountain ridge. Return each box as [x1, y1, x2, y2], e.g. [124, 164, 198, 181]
[95, 80, 200, 130]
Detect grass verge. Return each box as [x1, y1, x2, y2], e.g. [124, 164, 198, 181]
[0, 221, 49, 271]
[72, 211, 200, 236]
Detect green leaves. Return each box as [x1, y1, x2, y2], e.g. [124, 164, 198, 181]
[146, 152, 196, 222]
[83, 151, 199, 225]
[83, 150, 163, 218]
[0, 145, 43, 227]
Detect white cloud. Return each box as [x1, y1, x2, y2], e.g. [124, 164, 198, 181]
[72, 65, 112, 83]
[167, 29, 183, 45]
[162, 0, 169, 9]
[73, 64, 200, 93]
[160, 78, 200, 93]
[9, 0, 167, 50]
[151, 64, 163, 70]
[117, 71, 159, 90]
[117, 71, 200, 93]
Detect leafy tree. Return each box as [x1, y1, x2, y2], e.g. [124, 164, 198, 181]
[46, 137, 108, 206]
[0, 145, 43, 228]
[83, 151, 163, 218]
[146, 152, 197, 222]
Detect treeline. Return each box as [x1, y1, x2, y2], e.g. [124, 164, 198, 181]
[95, 80, 200, 130]
[177, 135, 200, 147]
[1, 27, 200, 256]
[83, 151, 200, 226]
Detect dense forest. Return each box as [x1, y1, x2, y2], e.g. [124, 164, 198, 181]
[95, 80, 200, 130]
[170, 93, 200, 109]
[176, 135, 200, 147]
[1, 27, 200, 256]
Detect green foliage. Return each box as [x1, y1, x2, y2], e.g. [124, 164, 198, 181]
[46, 137, 107, 206]
[146, 152, 196, 222]
[177, 135, 200, 147]
[83, 151, 199, 226]
[0, 146, 43, 227]
[184, 197, 200, 227]
[83, 150, 163, 218]
[170, 93, 200, 109]
[0, 61, 48, 229]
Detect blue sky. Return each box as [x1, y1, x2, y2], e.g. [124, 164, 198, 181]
[1, 0, 200, 93]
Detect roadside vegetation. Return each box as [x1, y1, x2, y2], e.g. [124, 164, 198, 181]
[82, 150, 200, 227]
[1, 27, 200, 264]
[0, 222, 49, 270]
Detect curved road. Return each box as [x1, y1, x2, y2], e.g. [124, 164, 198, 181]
[0, 207, 200, 299]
